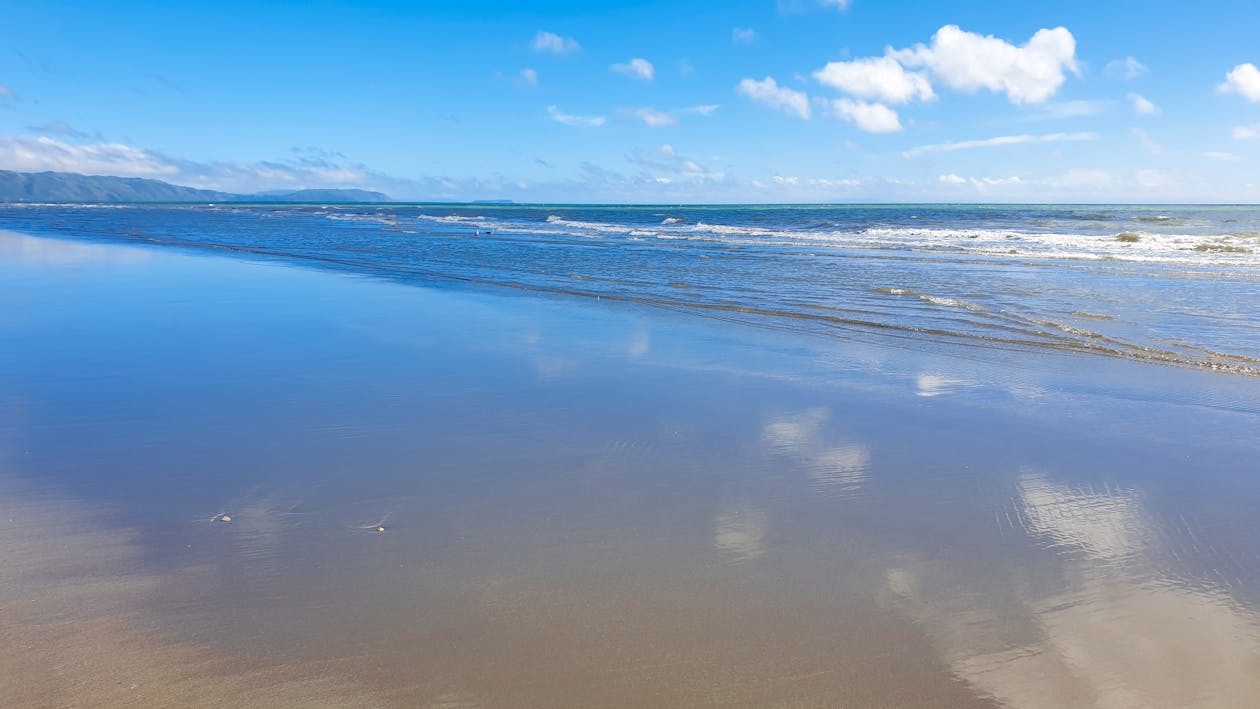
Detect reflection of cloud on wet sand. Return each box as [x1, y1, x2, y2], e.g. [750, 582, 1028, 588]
[762, 407, 871, 495]
[712, 504, 768, 562]
[880, 469, 1260, 708]
[1013, 472, 1151, 562]
[0, 479, 383, 707]
[916, 373, 968, 398]
[0, 230, 151, 268]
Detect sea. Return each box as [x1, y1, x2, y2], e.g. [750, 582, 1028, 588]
[3, 202, 1259, 374]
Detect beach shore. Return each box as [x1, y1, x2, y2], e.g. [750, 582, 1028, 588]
[4, 229, 1260, 707]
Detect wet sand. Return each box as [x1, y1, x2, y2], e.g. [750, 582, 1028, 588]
[3, 230, 1260, 707]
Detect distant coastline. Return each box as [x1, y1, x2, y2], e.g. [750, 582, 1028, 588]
[0, 169, 392, 204]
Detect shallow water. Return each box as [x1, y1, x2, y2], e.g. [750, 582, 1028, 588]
[2, 203, 1260, 375]
[3, 230, 1260, 707]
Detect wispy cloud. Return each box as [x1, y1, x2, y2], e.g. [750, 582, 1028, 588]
[1203, 151, 1241, 161]
[736, 76, 811, 119]
[938, 173, 1023, 187]
[0, 83, 14, 102]
[547, 105, 606, 128]
[25, 120, 102, 140]
[902, 131, 1098, 158]
[611, 58, 655, 81]
[732, 27, 758, 45]
[628, 107, 678, 127]
[778, 0, 852, 12]
[515, 68, 539, 87]
[628, 144, 726, 183]
[1106, 56, 1148, 80]
[531, 31, 580, 55]
[0, 135, 381, 193]
[1234, 123, 1260, 140]
[1131, 127, 1163, 155]
[1127, 93, 1159, 115]
[682, 104, 720, 116]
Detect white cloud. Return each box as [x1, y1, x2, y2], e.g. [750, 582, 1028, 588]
[0, 83, 13, 100]
[25, 120, 100, 140]
[892, 25, 1078, 104]
[1234, 123, 1260, 140]
[736, 76, 811, 119]
[531, 31, 580, 55]
[1131, 127, 1163, 155]
[813, 55, 934, 104]
[683, 104, 720, 116]
[546, 105, 606, 128]
[1106, 56, 1148, 80]
[611, 58, 655, 81]
[937, 174, 1023, 188]
[732, 27, 757, 45]
[516, 68, 538, 87]
[631, 107, 678, 127]
[1219, 63, 1260, 102]
[1025, 99, 1110, 119]
[628, 144, 726, 183]
[0, 136, 179, 178]
[0, 135, 384, 194]
[825, 98, 902, 133]
[1128, 93, 1159, 115]
[1204, 151, 1241, 161]
[778, 0, 852, 11]
[902, 131, 1097, 158]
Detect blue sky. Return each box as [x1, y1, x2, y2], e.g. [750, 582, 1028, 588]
[2, 0, 1259, 202]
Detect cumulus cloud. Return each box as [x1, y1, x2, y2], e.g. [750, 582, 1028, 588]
[1234, 123, 1260, 140]
[825, 98, 902, 133]
[531, 31, 580, 54]
[736, 76, 811, 119]
[813, 55, 934, 104]
[1128, 93, 1159, 115]
[1106, 56, 1148, 80]
[1219, 63, 1260, 102]
[547, 105, 606, 128]
[892, 25, 1078, 104]
[732, 27, 758, 45]
[902, 131, 1097, 158]
[611, 58, 655, 81]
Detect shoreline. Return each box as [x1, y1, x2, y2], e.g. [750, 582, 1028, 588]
[4, 229, 1260, 706]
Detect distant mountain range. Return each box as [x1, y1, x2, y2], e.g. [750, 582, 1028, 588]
[0, 170, 392, 203]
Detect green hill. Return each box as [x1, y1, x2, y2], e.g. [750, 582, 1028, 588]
[0, 170, 391, 203]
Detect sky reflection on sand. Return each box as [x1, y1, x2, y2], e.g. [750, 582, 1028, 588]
[4, 231, 1260, 707]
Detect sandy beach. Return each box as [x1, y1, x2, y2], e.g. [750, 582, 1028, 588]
[3, 229, 1260, 707]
